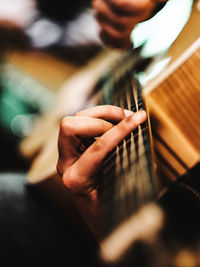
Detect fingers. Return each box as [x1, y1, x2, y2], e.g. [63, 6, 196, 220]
[93, 0, 133, 30]
[57, 117, 112, 179]
[57, 116, 114, 168]
[60, 115, 114, 138]
[92, 0, 137, 48]
[58, 107, 147, 195]
[58, 106, 134, 167]
[92, 0, 135, 45]
[75, 105, 134, 121]
[93, 0, 153, 17]
[92, 0, 155, 48]
[69, 110, 147, 181]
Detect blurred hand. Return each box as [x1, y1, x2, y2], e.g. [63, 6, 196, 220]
[92, 0, 167, 48]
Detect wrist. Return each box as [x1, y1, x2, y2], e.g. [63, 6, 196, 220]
[70, 191, 101, 241]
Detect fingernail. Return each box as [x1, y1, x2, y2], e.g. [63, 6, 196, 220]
[133, 110, 147, 121]
[124, 109, 134, 117]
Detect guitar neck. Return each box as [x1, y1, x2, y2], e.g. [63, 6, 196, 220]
[94, 49, 163, 264]
[100, 74, 157, 234]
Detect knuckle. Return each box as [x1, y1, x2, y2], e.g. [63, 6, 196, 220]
[91, 138, 105, 153]
[60, 117, 68, 130]
[118, 17, 132, 29]
[117, 121, 129, 133]
[59, 117, 75, 136]
[110, 30, 124, 40]
[101, 27, 122, 40]
[116, 115, 140, 134]
[62, 170, 77, 193]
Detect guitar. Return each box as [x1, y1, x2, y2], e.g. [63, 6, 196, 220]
[85, 47, 164, 265]
[93, 37, 200, 266]
[16, 38, 200, 267]
[144, 37, 200, 182]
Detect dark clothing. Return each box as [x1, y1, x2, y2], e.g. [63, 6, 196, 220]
[0, 172, 99, 266]
[36, 0, 91, 22]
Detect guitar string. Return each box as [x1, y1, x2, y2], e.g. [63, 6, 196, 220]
[123, 77, 137, 217]
[98, 50, 156, 235]
[121, 75, 143, 216]
[122, 75, 154, 209]
[137, 82, 157, 202]
[101, 85, 150, 230]
[117, 76, 139, 218]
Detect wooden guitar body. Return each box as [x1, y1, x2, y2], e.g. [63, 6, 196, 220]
[145, 37, 200, 182]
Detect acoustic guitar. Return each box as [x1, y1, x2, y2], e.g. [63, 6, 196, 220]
[13, 34, 200, 267]
[94, 37, 200, 267]
[90, 47, 164, 266]
[15, 5, 200, 265]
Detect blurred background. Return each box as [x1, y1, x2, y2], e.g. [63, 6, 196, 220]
[0, 0, 101, 171]
[0, 0, 196, 173]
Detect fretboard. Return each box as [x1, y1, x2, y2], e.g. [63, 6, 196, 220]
[101, 75, 156, 234]
[94, 48, 163, 263]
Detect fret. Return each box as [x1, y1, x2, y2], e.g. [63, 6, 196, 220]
[102, 125, 150, 174]
[88, 46, 163, 264]
[103, 149, 147, 186]
[98, 61, 155, 237]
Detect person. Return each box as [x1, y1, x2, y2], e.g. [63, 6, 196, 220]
[56, 0, 198, 259]
[56, 0, 168, 239]
[57, 105, 147, 239]
[92, 0, 168, 48]
[56, 108, 200, 266]
[2, 0, 197, 266]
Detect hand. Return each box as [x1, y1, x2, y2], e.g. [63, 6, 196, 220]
[57, 105, 147, 238]
[92, 0, 167, 48]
